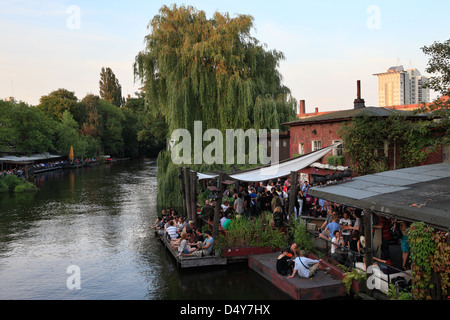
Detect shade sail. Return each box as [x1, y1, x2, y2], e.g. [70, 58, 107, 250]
[196, 142, 341, 182]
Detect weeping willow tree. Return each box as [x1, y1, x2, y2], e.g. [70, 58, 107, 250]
[134, 4, 297, 210]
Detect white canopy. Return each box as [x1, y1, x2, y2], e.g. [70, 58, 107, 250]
[196, 142, 341, 182]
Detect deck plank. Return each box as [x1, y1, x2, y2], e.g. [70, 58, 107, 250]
[155, 230, 227, 268]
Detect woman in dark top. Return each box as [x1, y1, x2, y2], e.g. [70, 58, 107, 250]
[276, 247, 294, 276]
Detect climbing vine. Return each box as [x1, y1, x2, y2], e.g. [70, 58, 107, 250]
[338, 113, 435, 176]
[407, 222, 450, 300]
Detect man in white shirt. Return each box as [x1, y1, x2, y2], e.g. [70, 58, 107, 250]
[287, 250, 329, 279]
[166, 220, 178, 240]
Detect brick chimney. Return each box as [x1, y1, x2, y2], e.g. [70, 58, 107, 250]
[354, 80, 366, 109]
[299, 100, 306, 114]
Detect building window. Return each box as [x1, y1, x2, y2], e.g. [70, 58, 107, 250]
[332, 140, 344, 156]
[312, 140, 321, 152]
[298, 143, 304, 155]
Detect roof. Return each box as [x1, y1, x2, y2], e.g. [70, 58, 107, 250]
[0, 153, 63, 164]
[284, 106, 430, 126]
[308, 162, 450, 230]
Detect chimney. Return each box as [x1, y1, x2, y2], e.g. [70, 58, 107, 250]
[299, 100, 306, 114]
[315, 107, 319, 114]
[354, 80, 366, 109]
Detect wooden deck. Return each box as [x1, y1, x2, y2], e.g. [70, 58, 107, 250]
[155, 230, 227, 269]
[248, 252, 346, 300]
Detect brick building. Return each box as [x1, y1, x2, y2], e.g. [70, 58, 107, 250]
[283, 81, 443, 183]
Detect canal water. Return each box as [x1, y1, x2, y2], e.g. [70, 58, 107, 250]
[0, 160, 289, 300]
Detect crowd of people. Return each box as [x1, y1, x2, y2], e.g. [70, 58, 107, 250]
[197, 177, 321, 229]
[151, 208, 216, 257]
[153, 176, 411, 276]
[1, 167, 26, 178]
[315, 201, 411, 272]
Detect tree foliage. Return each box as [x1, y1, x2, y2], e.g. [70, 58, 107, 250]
[37, 88, 78, 121]
[99, 67, 124, 107]
[416, 39, 450, 147]
[0, 91, 165, 159]
[134, 5, 297, 210]
[134, 4, 296, 136]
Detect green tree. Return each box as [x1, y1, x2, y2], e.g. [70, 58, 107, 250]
[98, 99, 125, 156]
[417, 39, 450, 147]
[37, 88, 79, 121]
[0, 99, 16, 152]
[99, 67, 124, 107]
[55, 110, 89, 158]
[7, 101, 56, 154]
[134, 4, 296, 136]
[134, 4, 297, 209]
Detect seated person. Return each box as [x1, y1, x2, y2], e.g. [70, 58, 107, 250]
[177, 232, 197, 256]
[276, 247, 294, 276]
[222, 214, 232, 231]
[287, 250, 329, 279]
[182, 230, 214, 257]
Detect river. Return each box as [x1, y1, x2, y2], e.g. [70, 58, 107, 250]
[0, 159, 289, 300]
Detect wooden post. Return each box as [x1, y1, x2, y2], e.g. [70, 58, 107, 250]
[190, 170, 198, 223]
[288, 170, 299, 218]
[178, 167, 187, 219]
[213, 172, 226, 240]
[364, 208, 373, 268]
[184, 167, 192, 219]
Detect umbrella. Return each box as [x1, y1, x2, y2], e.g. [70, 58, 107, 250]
[69, 146, 74, 160]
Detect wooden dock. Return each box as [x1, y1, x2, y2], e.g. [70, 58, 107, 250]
[155, 230, 227, 269]
[248, 252, 346, 300]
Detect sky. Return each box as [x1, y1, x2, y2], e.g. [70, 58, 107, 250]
[1, 0, 449, 112]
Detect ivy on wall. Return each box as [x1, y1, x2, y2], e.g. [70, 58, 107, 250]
[338, 113, 436, 175]
[408, 222, 450, 300]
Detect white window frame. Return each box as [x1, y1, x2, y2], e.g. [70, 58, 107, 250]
[298, 143, 304, 155]
[312, 140, 322, 152]
[332, 140, 344, 156]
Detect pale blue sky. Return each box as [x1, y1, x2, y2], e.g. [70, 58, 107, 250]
[1, 0, 448, 111]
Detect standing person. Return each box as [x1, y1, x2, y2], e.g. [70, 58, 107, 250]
[233, 194, 244, 216]
[319, 214, 341, 242]
[339, 211, 353, 246]
[330, 230, 346, 265]
[373, 215, 391, 260]
[296, 188, 304, 220]
[301, 181, 310, 214]
[287, 250, 329, 279]
[400, 221, 410, 270]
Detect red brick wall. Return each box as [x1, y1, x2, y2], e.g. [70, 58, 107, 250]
[289, 120, 349, 165]
[289, 120, 443, 171]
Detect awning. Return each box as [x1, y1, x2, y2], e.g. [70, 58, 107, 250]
[308, 162, 450, 230]
[197, 142, 341, 182]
